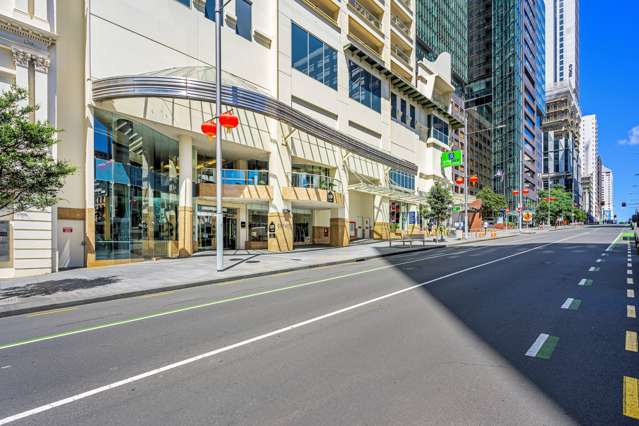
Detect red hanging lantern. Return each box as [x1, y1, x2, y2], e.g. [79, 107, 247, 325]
[469, 175, 479, 184]
[219, 111, 239, 129]
[512, 190, 519, 196]
[455, 176, 464, 185]
[201, 120, 217, 140]
[522, 188, 530, 196]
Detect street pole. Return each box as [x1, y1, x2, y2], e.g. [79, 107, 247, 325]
[215, 0, 224, 272]
[518, 141, 523, 233]
[463, 108, 468, 240]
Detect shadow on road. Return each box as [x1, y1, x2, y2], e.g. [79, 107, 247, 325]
[0, 276, 120, 300]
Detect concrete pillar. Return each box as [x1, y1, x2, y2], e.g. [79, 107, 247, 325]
[267, 122, 293, 252]
[178, 135, 193, 257]
[373, 168, 390, 239]
[329, 151, 350, 247]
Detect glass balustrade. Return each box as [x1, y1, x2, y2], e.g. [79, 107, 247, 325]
[198, 169, 269, 185]
[288, 172, 343, 193]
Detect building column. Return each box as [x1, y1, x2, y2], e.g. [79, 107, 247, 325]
[267, 122, 293, 252]
[178, 135, 193, 257]
[373, 168, 390, 239]
[330, 151, 350, 247]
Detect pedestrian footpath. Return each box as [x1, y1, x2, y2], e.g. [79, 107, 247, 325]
[0, 229, 525, 317]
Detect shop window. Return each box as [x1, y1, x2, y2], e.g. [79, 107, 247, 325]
[248, 206, 268, 242]
[94, 110, 178, 261]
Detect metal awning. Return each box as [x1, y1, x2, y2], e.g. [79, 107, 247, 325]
[344, 42, 464, 129]
[92, 66, 418, 175]
[348, 182, 429, 204]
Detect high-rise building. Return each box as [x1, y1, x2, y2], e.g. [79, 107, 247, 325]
[415, 0, 467, 90]
[602, 165, 614, 222]
[542, 0, 581, 206]
[492, 0, 546, 211]
[580, 114, 600, 221]
[545, 0, 579, 95]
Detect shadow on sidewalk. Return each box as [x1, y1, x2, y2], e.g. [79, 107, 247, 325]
[0, 276, 120, 300]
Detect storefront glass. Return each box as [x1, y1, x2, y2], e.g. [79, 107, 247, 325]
[247, 204, 268, 242]
[94, 110, 178, 260]
[195, 205, 238, 250]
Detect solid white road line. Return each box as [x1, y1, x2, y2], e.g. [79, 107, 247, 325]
[0, 232, 587, 425]
[526, 333, 550, 357]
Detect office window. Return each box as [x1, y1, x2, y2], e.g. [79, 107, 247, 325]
[348, 61, 381, 112]
[291, 23, 337, 90]
[391, 93, 397, 119]
[431, 115, 449, 144]
[235, 0, 252, 41]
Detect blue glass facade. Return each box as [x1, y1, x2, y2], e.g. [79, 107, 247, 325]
[291, 23, 337, 90]
[348, 61, 381, 113]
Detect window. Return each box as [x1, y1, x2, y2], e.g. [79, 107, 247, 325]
[176, 0, 190, 6]
[431, 115, 449, 144]
[0, 221, 9, 264]
[348, 61, 381, 112]
[204, 0, 216, 21]
[410, 105, 416, 129]
[389, 170, 415, 191]
[235, 0, 252, 41]
[291, 23, 337, 90]
[391, 93, 397, 119]
[400, 99, 407, 124]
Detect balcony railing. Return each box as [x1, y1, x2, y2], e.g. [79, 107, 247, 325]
[394, 0, 412, 14]
[391, 45, 412, 68]
[288, 172, 343, 193]
[348, 0, 382, 32]
[198, 168, 269, 185]
[390, 14, 411, 39]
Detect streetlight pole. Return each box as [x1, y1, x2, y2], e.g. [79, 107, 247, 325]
[215, 0, 224, 272]
[463, 109, 468, 240]
[518, 141, 523, 233]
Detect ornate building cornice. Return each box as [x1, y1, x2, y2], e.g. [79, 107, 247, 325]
[0, 15, 56, 47]
[11, 47, 50, 73]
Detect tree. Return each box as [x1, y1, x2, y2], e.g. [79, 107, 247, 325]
[426, 181, 453, 239]
[535, 185, 575, 225]
[476, 187, 507, 219]
[0, 85, 75, 216]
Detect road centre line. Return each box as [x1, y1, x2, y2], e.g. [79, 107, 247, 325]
[525, 333, 559, 359]
[627, 331, 638, 352]
[629, 289, 635, 299]
[0, 237, 538, 352]
[0, 232, 587, 425]
[629, 278, 635, 285]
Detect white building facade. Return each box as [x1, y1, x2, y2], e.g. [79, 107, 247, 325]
[579, 114, 600, 222]
[50, 0, 460, 269]
[544, 0, 578, 94]
[601, 165, 614, 222]
[0, 0, 57, 278]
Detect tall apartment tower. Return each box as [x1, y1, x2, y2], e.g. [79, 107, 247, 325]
[492, 0, 546, 210]
[580, 114, 600, 222]
[601, 165, 614, 222]
[542, 0, 581, 206]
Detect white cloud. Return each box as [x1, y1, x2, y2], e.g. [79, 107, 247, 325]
[618, 125, 639, 145]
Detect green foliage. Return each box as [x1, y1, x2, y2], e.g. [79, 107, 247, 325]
[0, 85, 75, 215]
[476, 187, 507, 218]
[535, 185, 577, 224]
[425, 181, 453, 231]
[573, 207, 587, 223]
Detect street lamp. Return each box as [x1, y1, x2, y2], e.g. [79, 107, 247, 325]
[200, 0, 241, 272]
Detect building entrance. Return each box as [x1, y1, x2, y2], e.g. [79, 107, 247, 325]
[196, 205, 238, 250]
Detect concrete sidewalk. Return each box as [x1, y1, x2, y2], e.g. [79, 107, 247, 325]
[0, 230, 524, 317]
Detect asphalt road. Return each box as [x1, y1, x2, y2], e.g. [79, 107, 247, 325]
[0, 225, 635, 425]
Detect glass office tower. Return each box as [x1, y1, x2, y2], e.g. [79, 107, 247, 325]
[415, 0, 467, 89]
[492, 0, 545, 208]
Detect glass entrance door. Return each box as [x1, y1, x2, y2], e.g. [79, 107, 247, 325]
[197, 206, 237, 250]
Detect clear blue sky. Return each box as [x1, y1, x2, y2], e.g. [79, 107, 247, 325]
[580, 0, 639, 220]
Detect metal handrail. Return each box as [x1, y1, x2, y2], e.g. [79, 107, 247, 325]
[288, 172, 343, 193]
[198, 168, 269, 185]
[348, 0, 382, 31]
[390, 14, 411, 39]
[391, 45, 411, 67]
[394, 0, 412, 13]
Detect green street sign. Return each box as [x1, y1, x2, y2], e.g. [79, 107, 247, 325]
[441, 150, 463, 168]
[452, 205, 462, 212]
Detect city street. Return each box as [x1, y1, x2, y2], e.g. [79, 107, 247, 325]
[0, 226, 635, 424]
